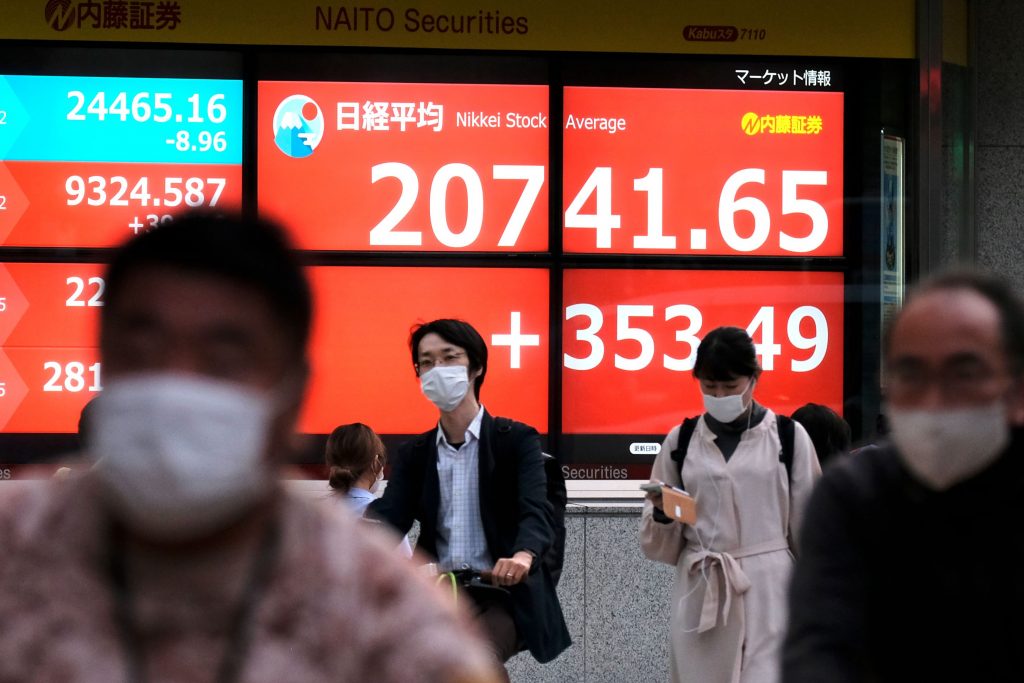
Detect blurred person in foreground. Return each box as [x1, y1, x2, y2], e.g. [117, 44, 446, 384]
[0, 212, 500, 683]
[790, 403, 851, 469]
[325, 421, 412, 557]
[783, 270, 1024, 681]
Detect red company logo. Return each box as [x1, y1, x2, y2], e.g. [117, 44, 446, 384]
[682, 25, 737, 42]
[44, 0, 75, 31]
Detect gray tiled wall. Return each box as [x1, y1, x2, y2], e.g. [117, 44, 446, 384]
[507, 505, 674, 683]
[976, 0, 1024, 283]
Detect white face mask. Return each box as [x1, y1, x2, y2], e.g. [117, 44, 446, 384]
[87, 373, 279, 541]
[888, 401, 1010, 490]
[420, 365, 471, 413]
[703, 379, 754, 423]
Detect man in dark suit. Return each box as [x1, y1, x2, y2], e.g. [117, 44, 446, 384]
[368, 319, 570, 676]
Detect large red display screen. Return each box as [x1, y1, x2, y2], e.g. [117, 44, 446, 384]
[301, 266, 549, 434]
[562, 87, 843, 256]
[0, 263, 550, 436]
[0, 263, 104, 432]
[258, 82, 549, 252]
[562, 269, 844, 439]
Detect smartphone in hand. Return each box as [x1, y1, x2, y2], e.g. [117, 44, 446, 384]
[640, 480, 696, 524]
[639, 481, 664, 494]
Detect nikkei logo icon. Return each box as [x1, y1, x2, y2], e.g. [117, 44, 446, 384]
[44, 0, 75, 31]
[273, 95, 324, 159]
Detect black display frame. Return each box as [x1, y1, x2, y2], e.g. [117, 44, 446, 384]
[0, 41, 915, 478]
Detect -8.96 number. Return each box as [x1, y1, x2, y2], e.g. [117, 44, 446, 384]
[565, 304, 827, 372]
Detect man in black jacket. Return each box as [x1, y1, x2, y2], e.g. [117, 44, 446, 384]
[783, 271, 1024, 681]
[368, 319, 570, 676]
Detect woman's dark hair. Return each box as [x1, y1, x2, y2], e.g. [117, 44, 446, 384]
[325, 423, 385, 493]
[693, 326, 761, 381]
[791, 403, 852, 467]
[409, 319, 488, 399]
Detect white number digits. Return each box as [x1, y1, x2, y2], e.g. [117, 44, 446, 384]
[184, 178, 205, 207]
[66, 176, 85, 206]
[86, 176, 107, 206]
[65, 176, 221, 207]
[564, 304, 604, 371]
[66, 276, 105, 307]
[109, 176, 129, 207]
[130, 92, 151, 122]
[566, 167, 831, 253]
[67, 92, 176, 123]
[789, 306, 828, 371]
[207, 94, 227, 123]
[563, 303, 828, 372]
[431, 163, 483, 248]
[614, 305, 655, 371]
[564, 167, 620, 248]
[207, 178, 225, 206]
[746, 306, 782, 371]
[663, 304, 702, 371]
[779, 171, 829, 252]
[493, 165, 544, 247]
[164, 178, 183, 206]
[370, 163, 544, 248]
[719, 168, 770, 252]
[152, 93, 172, 123]
[67, 91, 86, 120]
[633, 168, 676, 249]
[42, 361, 102, 392]
[370, 162, 421, 246]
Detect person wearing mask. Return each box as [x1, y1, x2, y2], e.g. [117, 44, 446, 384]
[783, 271, 1024, 681]
[641, 326, 821, 683]
[0, 212, 500, 683]
[325, 422, 412, 557]
[368, 319, 570, 679]
[790, 402, 852, 468]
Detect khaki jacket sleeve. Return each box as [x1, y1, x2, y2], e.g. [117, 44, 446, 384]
[787, 420, 822, 555]
[639, 425, 688, 565]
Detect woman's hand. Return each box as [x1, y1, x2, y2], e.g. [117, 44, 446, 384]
[491, 551, 533, 586]
[646, 490, 664, 512]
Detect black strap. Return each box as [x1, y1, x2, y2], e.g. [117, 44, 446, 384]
[107, 518, 281, 683]
[670, 417, 701, 489]
[776, 414, 796, 476]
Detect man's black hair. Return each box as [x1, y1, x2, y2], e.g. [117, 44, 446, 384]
[883, 269, 1024, 375]
[102, 211, 312, 356]
[693, 326, 761, 381]
[409, 319, 487, 399]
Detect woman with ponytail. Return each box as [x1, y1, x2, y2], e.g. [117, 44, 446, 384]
[325, 423, 412, 556]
